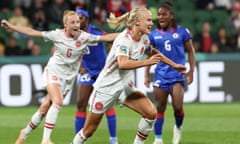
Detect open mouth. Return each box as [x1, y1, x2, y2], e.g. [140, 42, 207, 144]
[147, 26, 152, 30]
[73, 28, 80, 32]
[159, 20, 165, 25]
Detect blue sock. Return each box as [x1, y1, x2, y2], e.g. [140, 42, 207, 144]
[174, 109, 184, 128]
[154, 113, 164, 138]
[105, 108, 117, 138]
[74, 111, 86, 134]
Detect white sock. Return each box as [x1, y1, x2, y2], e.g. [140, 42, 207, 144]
[133, 118, 155, 144]
[72, 129, 87, 144]
[42, 103, 61, 142]
[23, 110, 43, 138]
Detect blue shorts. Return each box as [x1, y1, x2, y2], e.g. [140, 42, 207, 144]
[77, 73, 97, 85]
[153, 76, 185, 92]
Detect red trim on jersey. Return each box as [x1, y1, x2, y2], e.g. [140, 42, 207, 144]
[46, 68, 49, 84]
[75, 111, 86, 117]
[126, 28, 140, 42]
[107, 59, 117, 71]
[157, 27, 177, 34]
[128, 80, 135, 88]
[63, 28, 68, 37]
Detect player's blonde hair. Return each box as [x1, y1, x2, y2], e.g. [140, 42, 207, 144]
[107, 7, 149, 31]
[63, 10, 77, 24]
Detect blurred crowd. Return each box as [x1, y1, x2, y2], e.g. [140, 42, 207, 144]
[0, 0, 240, 57]
[194, 0, 240, 53]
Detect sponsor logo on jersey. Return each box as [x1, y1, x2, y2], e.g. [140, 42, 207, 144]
[118, 45, 128, 54]
[154, 36, 163, 39]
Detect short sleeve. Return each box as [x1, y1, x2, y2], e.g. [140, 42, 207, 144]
[81, 31, 100, 43]
[149, 32, 156, 47]
[41, 29, 60, 41]
[115, 38, 131, 57]
[182, 27, 192, 42]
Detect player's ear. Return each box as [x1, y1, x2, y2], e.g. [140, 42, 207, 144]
[135, 20, 140, 26]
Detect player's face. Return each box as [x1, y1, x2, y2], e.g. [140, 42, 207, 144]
[138, 11, 153, 35]
[64, 14, 80, 38]
[157, 7, 173, 29]
[78, 14, 88, 30]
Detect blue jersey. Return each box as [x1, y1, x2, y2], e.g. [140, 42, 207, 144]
[149, 25, 191, 81]
[81, 24, 107, 78]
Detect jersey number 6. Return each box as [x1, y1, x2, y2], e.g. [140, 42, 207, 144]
[164, 40, 171, 51]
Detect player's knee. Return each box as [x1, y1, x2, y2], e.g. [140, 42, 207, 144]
[157, 104, 167, 112]
[77, 102, 88, 110]
[39, 110, 47, 116]
[146, 107, 157, 120]
[54, 98, 63, 106]
[174, 107, 184, 116]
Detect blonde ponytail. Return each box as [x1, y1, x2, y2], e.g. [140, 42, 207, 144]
[107, 7, 148, 31]
[107, 12, 130, 31]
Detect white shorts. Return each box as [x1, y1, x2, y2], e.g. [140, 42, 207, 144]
[42, 66, 75, 96]
[89, 83, 139, 114]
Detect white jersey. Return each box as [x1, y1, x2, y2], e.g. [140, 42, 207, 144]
[93, 28, 150, 95]
[42, 29, 100, 81]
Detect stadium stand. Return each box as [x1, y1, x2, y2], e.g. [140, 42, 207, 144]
[0, 0, 233, 55]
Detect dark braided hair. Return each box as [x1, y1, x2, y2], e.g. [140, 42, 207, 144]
[157, 1, 177, 29]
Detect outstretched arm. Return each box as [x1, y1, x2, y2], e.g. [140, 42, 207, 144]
[117, 54, 162, 70]
[146, 47, 186, 73]
[1, 19, 42, 37]
[99, 33, 119, 42]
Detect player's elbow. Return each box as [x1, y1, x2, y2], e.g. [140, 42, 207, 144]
[118, 63, 127, 70]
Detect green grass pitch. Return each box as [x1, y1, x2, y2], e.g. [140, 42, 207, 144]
[0, 103, 240, 144]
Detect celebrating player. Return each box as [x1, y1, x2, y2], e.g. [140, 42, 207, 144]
[1, 10, 118, 144]
[74, 9, 118, 144]
[144, 1, 195, 144]
[71, 7, 186, 144]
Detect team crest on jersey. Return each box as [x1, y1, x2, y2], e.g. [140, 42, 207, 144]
[172, 33, 179, 39]
[95, 102, 103, 111]
[52, 75, 58, 81]
[75, 41, 81, 47]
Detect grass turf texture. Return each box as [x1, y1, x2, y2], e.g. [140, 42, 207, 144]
[0, 103, 239, 144]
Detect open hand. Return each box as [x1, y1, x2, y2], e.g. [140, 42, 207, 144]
[1, 19, 10, 29]
[147, 53, 162, 65]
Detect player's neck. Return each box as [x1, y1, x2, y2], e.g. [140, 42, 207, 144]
[130, 28, 142, 41]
